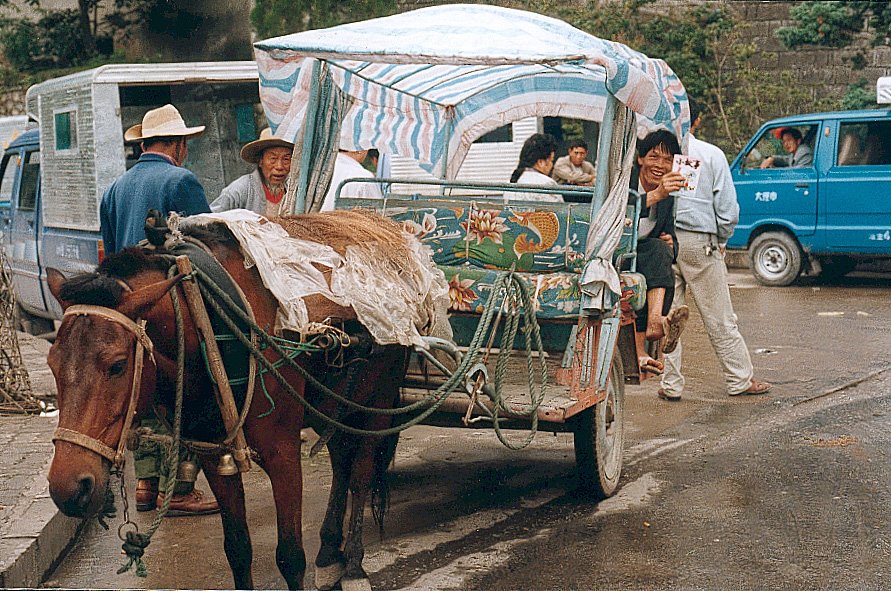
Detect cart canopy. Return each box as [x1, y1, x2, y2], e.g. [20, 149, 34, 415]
[255, 3, 689, 178]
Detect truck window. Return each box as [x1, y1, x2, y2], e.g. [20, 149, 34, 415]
[0, 154, 18, 206]
[18, 151, 39, 211]
[742, 124, 817, 170]
[837, 121, 891, 166]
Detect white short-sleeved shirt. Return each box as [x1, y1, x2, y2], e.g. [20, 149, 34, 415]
[321, 153, 383, 211]
[512, 169, 562, 203]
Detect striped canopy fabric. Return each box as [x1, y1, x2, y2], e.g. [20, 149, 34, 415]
[255, 3, 689, 179]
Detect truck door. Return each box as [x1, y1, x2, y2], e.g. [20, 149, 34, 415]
[824, 119, 891, 252]
[6, 148, 45, 312]
[732, 123, 820, 241]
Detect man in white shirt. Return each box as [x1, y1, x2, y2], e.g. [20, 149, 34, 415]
[321, 149, 383, 211]
[659, 101, 772, 400]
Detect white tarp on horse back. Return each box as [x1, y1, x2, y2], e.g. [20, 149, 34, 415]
[176, 209, 450, 348]
[254, 3, 689, 179]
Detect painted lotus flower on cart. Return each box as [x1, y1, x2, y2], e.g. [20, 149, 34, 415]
[447, 273, 479, 312]
[401, 212, 438, 238]
[460, 209, 508, 245]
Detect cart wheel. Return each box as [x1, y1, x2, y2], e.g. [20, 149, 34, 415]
[573, 356, 624, 499]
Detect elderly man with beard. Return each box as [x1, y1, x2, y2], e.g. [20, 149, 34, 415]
[211, 127, 293, 215]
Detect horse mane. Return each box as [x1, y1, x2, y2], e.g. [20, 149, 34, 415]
[59, 248, 171, 306]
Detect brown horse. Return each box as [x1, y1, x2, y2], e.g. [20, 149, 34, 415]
[45, 210, 416, 591]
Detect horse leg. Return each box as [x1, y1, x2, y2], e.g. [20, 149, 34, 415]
[339, 433, 384, 591]
[315, 433, 355, 590]
[260, 435, 308, 591]
[201, 465, 253, 590]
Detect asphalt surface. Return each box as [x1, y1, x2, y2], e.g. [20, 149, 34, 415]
[38, 270, 891, 590]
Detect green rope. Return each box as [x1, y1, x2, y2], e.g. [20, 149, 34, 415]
[118, 269, 187, 577]
[188, 265, 547, 444]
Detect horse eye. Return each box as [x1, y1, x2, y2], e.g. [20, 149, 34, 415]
[108, 360, 127, 377]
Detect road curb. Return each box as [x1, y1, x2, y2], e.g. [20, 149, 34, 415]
[0, 454, 85, 588]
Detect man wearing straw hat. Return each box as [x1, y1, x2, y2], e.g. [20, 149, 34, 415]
[100, 103, 219, 516]
[210, 127, 293, 215]
[100, 104, 211, 254]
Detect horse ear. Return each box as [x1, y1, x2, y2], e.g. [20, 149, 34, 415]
[117, 274, 186, 319]
[46, 268, 72, 310]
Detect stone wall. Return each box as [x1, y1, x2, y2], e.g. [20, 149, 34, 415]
[398, 0, 891, 100]
[647, 1, 891, 99]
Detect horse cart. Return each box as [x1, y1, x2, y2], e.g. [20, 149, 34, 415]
[256, 4, 691, 497]
[45, 5, 689, 590]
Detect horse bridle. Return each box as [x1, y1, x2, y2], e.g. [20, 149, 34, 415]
[52, 304, 156, 469]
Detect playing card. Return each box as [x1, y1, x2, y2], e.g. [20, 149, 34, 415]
[672, 154, 702, 199]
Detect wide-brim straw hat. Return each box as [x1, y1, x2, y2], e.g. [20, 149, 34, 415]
[124, 104, 205, 142]
[240, 127, 294, 164]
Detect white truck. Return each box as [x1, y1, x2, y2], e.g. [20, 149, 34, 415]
[0, 62, 261, 334]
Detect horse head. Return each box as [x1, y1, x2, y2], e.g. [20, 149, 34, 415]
[45, 264, 184, 517]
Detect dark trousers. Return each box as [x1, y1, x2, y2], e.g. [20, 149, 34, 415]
[633, 237, 675, 331]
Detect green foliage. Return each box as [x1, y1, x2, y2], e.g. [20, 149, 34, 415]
[776, 1, 859, 48]
[841, 79, 878, 110]
[2, 10, 95, 70]
[775, 1, 891, 49]
[552, 1, 843, 155]
[251, 0, 398, 39]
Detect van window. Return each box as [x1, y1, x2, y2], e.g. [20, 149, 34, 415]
[54, 110, 77, 151]
[0, 154, 18, 206]
[837, 121, 891, 166]
[18, 151, 39, 211]
[742, 124, 817, 170]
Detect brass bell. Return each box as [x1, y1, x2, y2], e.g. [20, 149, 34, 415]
[176, 460, 199, 483]
[216, 453, 239, 476]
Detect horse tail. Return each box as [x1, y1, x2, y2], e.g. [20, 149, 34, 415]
[371, 432, 399, 533]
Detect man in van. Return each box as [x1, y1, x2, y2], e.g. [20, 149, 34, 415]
[759, 127, 813, 169]
[100, 103, 219, 516]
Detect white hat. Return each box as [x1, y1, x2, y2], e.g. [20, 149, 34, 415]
[240, 128, 294, 164]
[124, 104, 205, 142]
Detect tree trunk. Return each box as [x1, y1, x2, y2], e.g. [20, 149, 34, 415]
[78, 0, 97, 55]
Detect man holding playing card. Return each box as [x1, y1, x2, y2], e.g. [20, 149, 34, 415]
[658, 100, 772, 400]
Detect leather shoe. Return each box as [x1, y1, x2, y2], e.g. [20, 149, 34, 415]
[135, 478, 159, 512]
[157, 488, 220, 516]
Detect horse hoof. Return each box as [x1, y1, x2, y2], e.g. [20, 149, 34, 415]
[341, 577, 373, 591]
[315, 561, 346, 591]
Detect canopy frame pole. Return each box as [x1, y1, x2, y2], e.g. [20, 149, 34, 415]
[589, 93, 617, 224]
[295, 59, 322, 214]
[439, 107, 455, 195]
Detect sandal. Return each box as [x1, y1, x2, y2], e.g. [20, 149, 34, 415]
[730, 379, 772, 396]
[639, 355, 664, 375]
[661, 305, 689, 354]
[657, 387, 681, 401]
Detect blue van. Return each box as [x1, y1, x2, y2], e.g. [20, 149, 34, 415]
[727, 108, 891, 285]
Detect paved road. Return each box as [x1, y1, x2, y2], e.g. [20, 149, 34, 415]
[42, 271, 891, 590]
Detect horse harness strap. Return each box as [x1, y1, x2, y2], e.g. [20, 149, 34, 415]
[53, 305, 155, 468]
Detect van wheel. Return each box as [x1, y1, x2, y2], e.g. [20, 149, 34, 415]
[749, 231, 802, 287]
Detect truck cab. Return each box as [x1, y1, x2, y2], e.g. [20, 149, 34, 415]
[728, 107, 891, 285]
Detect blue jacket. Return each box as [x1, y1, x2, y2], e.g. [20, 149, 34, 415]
[100, 153, 210, 254]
